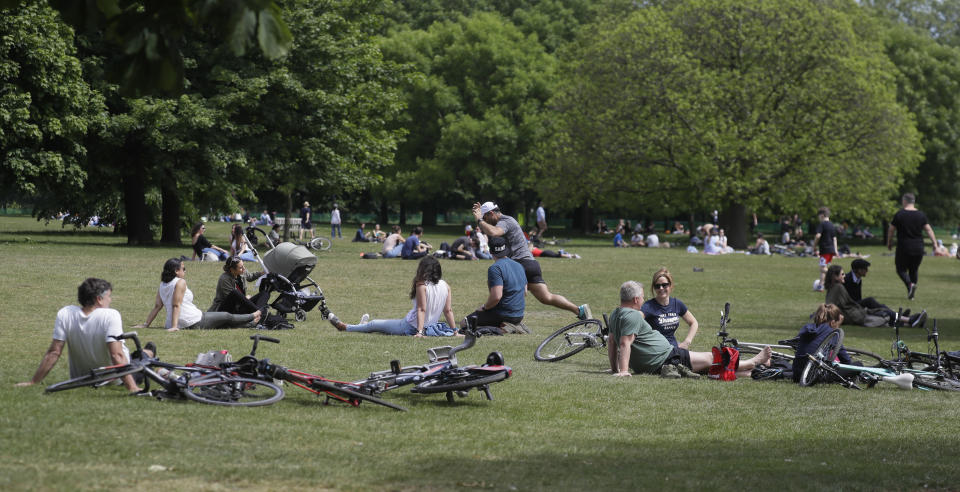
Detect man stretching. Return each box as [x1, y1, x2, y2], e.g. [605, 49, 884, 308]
[472, 201, 592, 321]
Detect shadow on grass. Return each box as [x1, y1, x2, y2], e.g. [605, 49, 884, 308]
[0, 230, 191, 249]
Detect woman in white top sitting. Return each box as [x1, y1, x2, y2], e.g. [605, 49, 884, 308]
[230, 224, 257, 262]
[135, 258, 261, 332]
[328, 256, 458, 337]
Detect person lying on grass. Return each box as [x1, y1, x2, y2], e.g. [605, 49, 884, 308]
[16, 278, 154, 391]
[328, 255, 458, 337]
[608, 280, 771, 378]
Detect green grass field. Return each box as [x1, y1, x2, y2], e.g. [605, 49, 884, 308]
[1, 216, 958, 491]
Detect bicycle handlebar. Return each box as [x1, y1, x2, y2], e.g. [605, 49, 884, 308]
[248, 334, 280, 356]
[113, 331, 143, 357]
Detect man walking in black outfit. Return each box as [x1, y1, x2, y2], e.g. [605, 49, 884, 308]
[887, 193, 939, 299]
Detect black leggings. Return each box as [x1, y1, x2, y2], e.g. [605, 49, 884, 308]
[217, 290, 268, 316]
[894, 251, 923, 288]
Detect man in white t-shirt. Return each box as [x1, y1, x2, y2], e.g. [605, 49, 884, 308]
[16, 278, 141, 392]
[535, 200, 547, 235]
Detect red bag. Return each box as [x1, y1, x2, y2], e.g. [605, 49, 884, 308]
[708, 346, 740, 381]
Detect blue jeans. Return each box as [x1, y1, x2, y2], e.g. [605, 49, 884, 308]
[202, 248, 229, 261]
[331, 223, 342, 238]
[382, 244, 404, 258]
[346, 318, 415, 335]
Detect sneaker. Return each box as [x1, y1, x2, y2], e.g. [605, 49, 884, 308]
[327, 313, 346, 331]
[144, 341, 157, 359]
[578, 304, 593, 321]
[660, 364, 681, 379]
[909, 309, 927, 328]
[676, 364, 701, 379]
[902, 309, 911, 319]
[359, 313, 370, 325]
[908, 283, 917, 300]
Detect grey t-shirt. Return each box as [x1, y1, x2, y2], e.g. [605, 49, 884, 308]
[496, 215, 534, 261]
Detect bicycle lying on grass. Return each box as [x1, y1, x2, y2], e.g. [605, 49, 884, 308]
[534, 316, 607, 362]
[714, 302, 884, 368]
[894, 319, 960, 378]
[46, 332, 284, 407]
[347, 321, 512, 403]
[799, 324, 960, 391]
[221, 334, 407, 412]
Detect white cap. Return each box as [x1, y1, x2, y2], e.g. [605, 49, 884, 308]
[465, 224, 473, 232]
[480, 202, 498, 215]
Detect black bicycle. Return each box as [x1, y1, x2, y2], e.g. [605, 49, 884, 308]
[534, 317, 607, 362]
[46, 332, 284, 407]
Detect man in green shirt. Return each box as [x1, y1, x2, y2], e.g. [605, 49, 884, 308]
[607, 281, 771, 377]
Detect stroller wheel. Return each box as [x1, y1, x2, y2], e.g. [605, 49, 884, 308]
[294, 309, 307, 322]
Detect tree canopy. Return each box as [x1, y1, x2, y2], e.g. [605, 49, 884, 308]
[536, 0, 922, 245]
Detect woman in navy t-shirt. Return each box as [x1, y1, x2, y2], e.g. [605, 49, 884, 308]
[640, 267, 699, 348]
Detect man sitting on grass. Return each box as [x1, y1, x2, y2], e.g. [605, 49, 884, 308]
[16, 278, 155, 392]
[608, 280, 771, 379]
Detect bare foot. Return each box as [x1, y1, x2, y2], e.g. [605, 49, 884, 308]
[166, 327, 179, 332]
[757, 345, 772, 366]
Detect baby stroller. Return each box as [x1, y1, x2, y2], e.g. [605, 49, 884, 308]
[246, 228, 331, 324]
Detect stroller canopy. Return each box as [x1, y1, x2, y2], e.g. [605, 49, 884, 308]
[262, 242, 317, 280]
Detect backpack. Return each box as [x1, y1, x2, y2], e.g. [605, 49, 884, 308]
[708, 346, 740, 381]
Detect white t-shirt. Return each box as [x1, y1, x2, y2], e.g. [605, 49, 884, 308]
[52, 306, 129, 378]
[536, 206, 545, 223]
[646, 234, 660, 247]
[403, 280, 449, 327]
[330, 209, 341, 225]
[158, 278, 203, 329]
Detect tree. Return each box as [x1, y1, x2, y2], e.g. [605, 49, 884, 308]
[378, 12, 557, 222]
[0, 1, 105, 216]
[536, 0, 922, 246]
[1, 0, 293, 97]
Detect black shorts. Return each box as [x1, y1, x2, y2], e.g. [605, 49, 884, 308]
[302, 221, 312, 230]
[662, 346, 692, 369]
[516, 258, 545, 284]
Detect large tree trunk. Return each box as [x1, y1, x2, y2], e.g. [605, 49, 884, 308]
[720, 203, 749, 249]
[122, 157, 152, 245]
[159, 169, 181, 244]
[399, 202, 406, 226]
[421, 201, 437, 226]
[378, 201, 389, 225]
[282, 192, 293, 241]
[572, 201, 591, 234]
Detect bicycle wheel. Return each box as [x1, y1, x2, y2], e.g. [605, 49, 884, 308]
[904, 352, 939, 371]
[411, 369, 508, 394]
[309, 237, 332, 251]
[45, 365, 142, 393]
[307, 379, 407, 412]
[183, 375, 284, 407]
[912, 374, 960, 392]
[799, 329, 844, 387]
[845, 348, 884, 368]
[534, 319, 602, 362]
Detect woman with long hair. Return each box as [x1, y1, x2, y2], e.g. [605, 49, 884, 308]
[135, 258, 261, 331]
[327, 256, 457, 337]
[190, 223, 228, 261]
[791, 303, 854, 382]
[229, 223, 257, 262]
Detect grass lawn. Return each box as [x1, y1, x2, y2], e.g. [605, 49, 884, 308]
[1, 216, 958, 491]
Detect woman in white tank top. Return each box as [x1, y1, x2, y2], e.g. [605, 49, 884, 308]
[327, 256, 458, 336]
[134, 258, 261, 331]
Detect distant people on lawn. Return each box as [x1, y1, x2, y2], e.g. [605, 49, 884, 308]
[17, 278, 146, 392]
[330, 203, 342, 239]
[472, 201, 592, 321]
[887, 193, 939, 299]
[381, 225, 405, 258]
[401, 226, 431, 260]
[608, 280, 770, 378]
[812, 207, 838, 292]
[328, 256, 457, 337]
[191, 222, 228, 261]
[135, 258, 261, 331]
[299, 201, 313, 242]
[535, 200, 547, 236]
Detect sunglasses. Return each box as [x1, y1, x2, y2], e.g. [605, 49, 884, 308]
[654, 283, 671, 290]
